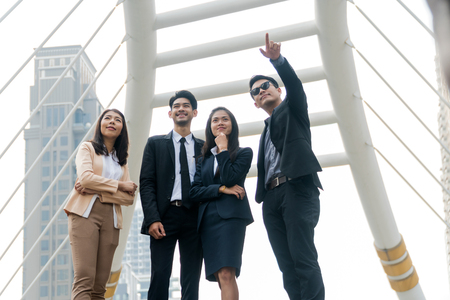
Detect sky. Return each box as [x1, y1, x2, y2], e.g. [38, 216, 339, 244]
[0, 0, 449, 299]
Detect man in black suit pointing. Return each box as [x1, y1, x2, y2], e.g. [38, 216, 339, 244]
[250, 33, 325, 300]
[140, 90, 203, 300]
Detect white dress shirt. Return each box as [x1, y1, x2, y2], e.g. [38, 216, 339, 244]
[210, 146, 220, 176]
[171, 131, 196, 201]
[82, 150, 123, 228]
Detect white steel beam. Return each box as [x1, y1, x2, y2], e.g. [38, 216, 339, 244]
[153, 66, 325, 107]
[109, 0, 156, 294]
[192, 110, 338, 139]
[247, 152, 349, 177]
[155, 0, 288, 29]
[156, 22, 318, 68]
[316, 1, 424, 298]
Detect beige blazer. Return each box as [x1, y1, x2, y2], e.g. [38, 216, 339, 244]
[64, 142, 134, 229]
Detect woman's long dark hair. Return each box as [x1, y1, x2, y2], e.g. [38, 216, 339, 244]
[202, 107, 239, 162]
[90, 108, 129, 166]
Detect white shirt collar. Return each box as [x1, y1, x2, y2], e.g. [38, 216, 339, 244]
[210, 146, 219, 156]
[172, 130, 193, 144]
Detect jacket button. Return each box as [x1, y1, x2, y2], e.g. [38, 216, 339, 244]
[171, 176, 174, 179]
[167, 196, 170, 200]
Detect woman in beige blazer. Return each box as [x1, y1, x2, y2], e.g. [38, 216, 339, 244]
[64, 108, 137, 300]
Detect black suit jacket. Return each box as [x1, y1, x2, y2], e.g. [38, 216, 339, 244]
[140, 131, 204, 235]
[256, 57, 323, 203]
[190, 147, 254, 230]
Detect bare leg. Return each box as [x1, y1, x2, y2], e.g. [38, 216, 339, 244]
[214, 267, 238, 300]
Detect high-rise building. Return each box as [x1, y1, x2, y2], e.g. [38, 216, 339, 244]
[23, 45, 102, 299]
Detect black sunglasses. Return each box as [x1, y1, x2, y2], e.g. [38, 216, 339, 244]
[250, 81, 272, 96]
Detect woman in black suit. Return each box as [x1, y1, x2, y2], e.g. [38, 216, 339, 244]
[190, 107, 253, 300]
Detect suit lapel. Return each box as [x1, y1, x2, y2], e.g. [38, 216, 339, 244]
[203, 154, 215, 184]
[192, 135, 203, 165]
[258, 122, 268, 171]
[165, 131, 175, 166]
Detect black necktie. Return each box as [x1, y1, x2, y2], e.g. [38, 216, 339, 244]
[179, 137, 191, 208]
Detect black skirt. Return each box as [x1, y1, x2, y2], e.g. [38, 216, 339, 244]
[200, 201, 247, 282]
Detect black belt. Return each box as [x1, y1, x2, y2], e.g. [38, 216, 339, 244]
[170, 200, 182, 207]
[268, 175, 292, 190]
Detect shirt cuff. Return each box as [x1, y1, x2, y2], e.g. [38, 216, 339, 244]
[270, 54, 285, 67]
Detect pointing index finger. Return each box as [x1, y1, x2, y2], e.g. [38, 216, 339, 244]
[265, 33, 270, 48]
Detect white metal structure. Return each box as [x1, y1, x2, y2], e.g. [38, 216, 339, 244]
[436, 58, 450, 290]
[0, 0, 447, 299]
[113, 0, 424, 299]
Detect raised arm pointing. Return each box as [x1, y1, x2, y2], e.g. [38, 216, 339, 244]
[259, 33, 281, 60]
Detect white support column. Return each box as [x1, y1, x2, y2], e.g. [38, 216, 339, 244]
[315, 1, 425, 299]
[107, 0, 156, 298]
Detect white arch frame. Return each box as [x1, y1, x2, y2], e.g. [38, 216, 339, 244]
[113, 0, 426, 299]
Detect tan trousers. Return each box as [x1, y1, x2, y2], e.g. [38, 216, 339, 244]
[69, 199, 120, 300]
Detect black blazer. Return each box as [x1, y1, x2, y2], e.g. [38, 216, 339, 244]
[190, 147, 254, 230]
[139, 131, 204, 235]
[256, 57, 323, 203]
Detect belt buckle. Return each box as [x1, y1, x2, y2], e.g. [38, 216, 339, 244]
[175, 200, 182, 207]
[275, 177, 280, 187]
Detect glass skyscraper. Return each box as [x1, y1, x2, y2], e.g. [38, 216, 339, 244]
[23, 45, 101, 299]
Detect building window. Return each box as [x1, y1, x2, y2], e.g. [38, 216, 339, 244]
[42, 167, 50, 177]
[39, 60, 44, 68]
[57, 269, 69, 281]
[60, 58, 65, 66]
[58, 211, 66, 220]
[58, 180, 69, 190]
[41, 240, 49, 251]
[58, 224, 68, 235]
[58, 238, 69, 250]
[53, 107, 58, 127]
[42, 137, 50, 148]
[53, 151, 57, 162]
[40, 271, 49, 282]
[60, 136, 68, 146]
[43, 151, 50, 162]
[58, 194, 67, 205]
[40, 255, 49, 266]
[59, 107, 65, 125]
[40, 286, 48, 297]
[41, 210, 50, 221]
[75, 109, 83, 124]
[41, 225, 49, 236]
[57, 284, 69, 296]
[57, 254, 68, 265]
[46, 108, 52, 127]
[49, 59, 54, 66]
[60, 150, 68, 161]
[42, 196, 49, 206]
[42, 181, 49, 192]
[58, 165, 69, 176]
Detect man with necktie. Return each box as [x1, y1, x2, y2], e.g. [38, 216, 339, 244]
[140, 90, 204, 300]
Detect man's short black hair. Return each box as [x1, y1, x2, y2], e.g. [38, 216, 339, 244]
[169, 90, 198, 110]
[249, 75, 279, 93]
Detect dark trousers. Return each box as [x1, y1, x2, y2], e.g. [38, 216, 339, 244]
[262, 175, 325, 300]
[148, 205, 202, 300]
